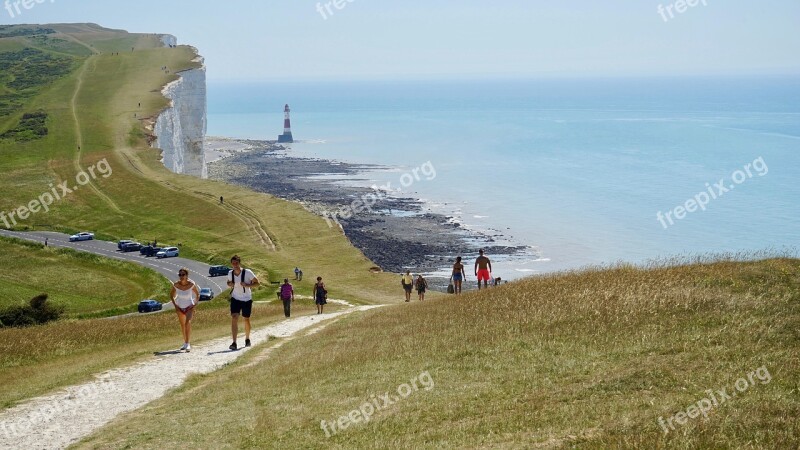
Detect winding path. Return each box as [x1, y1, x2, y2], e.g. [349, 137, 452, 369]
[0, 305, 381, 449]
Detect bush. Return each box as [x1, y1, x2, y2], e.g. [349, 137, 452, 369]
[0, 294, 64, 328]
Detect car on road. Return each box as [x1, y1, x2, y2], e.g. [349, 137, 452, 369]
[156, 246, 179, 258]
[199, 288, 213, 301]
[137, 299, 163, 313]
[209, 265, 231, 277]
[139, 246, 162, 257]
[121, 242, 142, 252]
[117, 240, 133, 250]
[69, 232, 94, 242]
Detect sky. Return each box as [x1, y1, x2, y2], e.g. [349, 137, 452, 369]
[2, 0, 799, 81]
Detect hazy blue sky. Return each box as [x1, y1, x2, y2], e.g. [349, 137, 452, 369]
[3, 0, 799, 81]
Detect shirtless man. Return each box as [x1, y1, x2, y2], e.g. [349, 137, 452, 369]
[474, 249, 492, 290]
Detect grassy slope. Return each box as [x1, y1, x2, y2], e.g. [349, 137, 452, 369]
[0, 236, 171, 316]
[77, 258, 800, 449]
[0, 24, 401, 407]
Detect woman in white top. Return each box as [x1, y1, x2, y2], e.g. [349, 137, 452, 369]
[171, 268, 200, 352]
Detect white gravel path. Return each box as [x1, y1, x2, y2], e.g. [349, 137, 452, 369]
[0, 305, 380, 449]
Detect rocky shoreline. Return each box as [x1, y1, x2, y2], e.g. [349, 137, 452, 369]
[206, 138, 526, 288]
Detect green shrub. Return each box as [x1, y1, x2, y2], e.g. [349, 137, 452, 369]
[0, 294, 64, 328]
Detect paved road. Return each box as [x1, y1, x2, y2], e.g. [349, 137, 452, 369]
[0, 230, 228, 300]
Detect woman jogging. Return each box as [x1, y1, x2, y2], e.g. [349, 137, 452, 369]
[314, 276, 327, 314]
[170, 267, 200, 352]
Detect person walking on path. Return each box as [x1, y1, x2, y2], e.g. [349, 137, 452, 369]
[280, 278, 294, 318]
[314, 277, 327, 314]
[170, 268, 200, 352]
[415, 274, 428, 301]
[452, 256, 466, 294]
[401, 271, 414, 302]
[294, 267, 300, 280]
[227, 255, 259, 350]
[474, 249, 493, 290]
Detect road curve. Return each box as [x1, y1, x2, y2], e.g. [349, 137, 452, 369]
[0, 230, 228, 299]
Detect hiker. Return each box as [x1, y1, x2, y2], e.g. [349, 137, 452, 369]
[401, 270, 414, 302]
[280, 278, 294, 318]
[220, 196, 224, 204]
[170, 268, 200, 352]
[452, 256, 466, 294]
[227, 255, 259, 350]
[474, 249, 493, 290]
[294, 267, 300, 280]
[314, 277, 327, 314]
[415, 274, 428, 301]
[298, 269, 303, 281]
[44, 238, 48, 247]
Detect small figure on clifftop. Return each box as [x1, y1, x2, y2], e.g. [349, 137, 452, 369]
[280, 278, 294, 318]
[415, 274, 428, 301]
[294, 267, 300, 280]
[401, 271, 413, 302]
[314, 277, 327, 314]
[452, 256, 466, 294]
[220, 196, 224, 204]
[474, 249, 493, 290]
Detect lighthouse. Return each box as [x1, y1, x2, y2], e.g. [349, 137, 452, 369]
[277, 104, 294, 143]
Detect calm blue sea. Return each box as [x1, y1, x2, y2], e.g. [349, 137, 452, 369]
[207, 77, 800, 278]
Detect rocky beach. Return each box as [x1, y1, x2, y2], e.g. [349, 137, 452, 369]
[206, 138, 527, 289]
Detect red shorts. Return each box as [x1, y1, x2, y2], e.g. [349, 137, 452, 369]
[477, 269, 491, 282]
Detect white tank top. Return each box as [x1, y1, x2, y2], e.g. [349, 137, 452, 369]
[174, 283, 195, 309]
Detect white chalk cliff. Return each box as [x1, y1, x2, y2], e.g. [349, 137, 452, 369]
[153, 39, 207, 178]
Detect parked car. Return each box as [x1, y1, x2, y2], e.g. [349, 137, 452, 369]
[208, 265, 231, 277]
[117, 240, 133, 250]
[69, 232, 94, 242]
[138, 299, 163, 313]
[156, 247, 179, 258]
[198, 288, 213, 301]
[140, 246, 162, 257]
[121, 242, 142, 252]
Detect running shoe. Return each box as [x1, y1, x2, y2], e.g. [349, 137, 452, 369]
[229, 342, 237, 351]
[180, 343, 188, 351]
[185, 343, 191, 352]
[245, 338, 251, 347]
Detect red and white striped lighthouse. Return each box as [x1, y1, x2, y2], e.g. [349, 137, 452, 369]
[278, 104, 294, 143]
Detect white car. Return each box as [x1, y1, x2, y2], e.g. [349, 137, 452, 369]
[156, 247, 179, 258]
[69, 232, 95, 242]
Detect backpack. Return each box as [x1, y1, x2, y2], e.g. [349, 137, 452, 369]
[280, 283, 293, 300]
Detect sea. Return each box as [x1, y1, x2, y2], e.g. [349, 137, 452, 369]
[207, 77, 800, 279]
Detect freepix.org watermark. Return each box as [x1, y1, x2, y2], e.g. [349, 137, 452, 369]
[0, 159, 112, 229]
[316, 0, 356, 20]
[0, 378, 117, 440]
[4, 0, 55, 19]
[658, 365, 771, 434]
[657, 0, 708, 23]
[321, 160, 436, 228]
[320, 371, 434, 438]
[656, 156, 767, 230]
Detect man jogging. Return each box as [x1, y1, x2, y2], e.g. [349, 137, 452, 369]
[228, 255, 259, 350]
[474, 249, 492, 290]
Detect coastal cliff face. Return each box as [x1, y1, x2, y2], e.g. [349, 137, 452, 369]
[153, 45, 207, 178]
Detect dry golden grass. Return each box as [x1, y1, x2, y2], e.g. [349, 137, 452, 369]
[76, 257, 800, 449]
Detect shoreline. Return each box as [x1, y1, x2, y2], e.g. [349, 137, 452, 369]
[205, 137, 528, 289]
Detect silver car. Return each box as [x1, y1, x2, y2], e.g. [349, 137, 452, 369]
[156, 246, 179, 258]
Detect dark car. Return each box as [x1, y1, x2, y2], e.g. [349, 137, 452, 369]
[121, 242, 142, 252]
[198, 288, 213, 301]
[117, 240, 133, 250]
[138, 299, 163, 313]
[208, 265, 231, 277]
[140, 246, 162, 257]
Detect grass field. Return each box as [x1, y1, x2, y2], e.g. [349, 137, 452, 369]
[0, 236, 170, 317]
[75, 258, 800, 449]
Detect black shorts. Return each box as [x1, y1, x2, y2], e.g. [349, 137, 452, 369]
[230, 299, 253, 318]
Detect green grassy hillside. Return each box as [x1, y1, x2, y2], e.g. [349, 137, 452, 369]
[77, 258, 800, 449]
